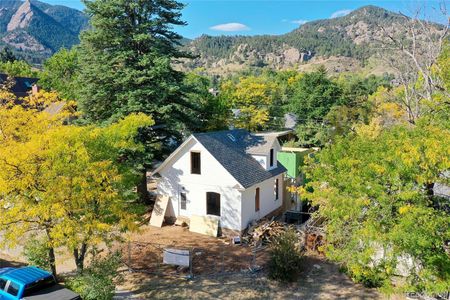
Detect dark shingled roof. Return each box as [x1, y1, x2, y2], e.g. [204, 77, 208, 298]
[193, 129, 286, 189]
[0, 73, 38, 98]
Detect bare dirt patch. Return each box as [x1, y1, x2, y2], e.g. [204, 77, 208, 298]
[121, 225, 267, 276]
[117, 225, 405, 300]
[118, 254, 397, 300]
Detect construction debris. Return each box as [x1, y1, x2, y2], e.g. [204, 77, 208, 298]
[242, 218, 288, 246]
[242, 216, 326, 253]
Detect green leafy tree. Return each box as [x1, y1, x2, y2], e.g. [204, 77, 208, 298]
[184, 72, 229, 131]
[302, 122, 450, 293]
[0, 60, 38, 77]
[289, 66, 341, 121]
[289, 67, 341, 146]
[39, 48, 80, 100]
[67, 252, 121, 300]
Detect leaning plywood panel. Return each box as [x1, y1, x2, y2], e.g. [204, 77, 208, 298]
[150, 195, 169, 227]
[189, 215, 219, 237]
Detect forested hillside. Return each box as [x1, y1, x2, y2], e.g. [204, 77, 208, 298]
[0, 0, 88, 64]
[179, 6, 430, 75]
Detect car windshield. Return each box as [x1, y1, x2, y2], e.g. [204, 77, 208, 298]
[23, 276, 55, 297]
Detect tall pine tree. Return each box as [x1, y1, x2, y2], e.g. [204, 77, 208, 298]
[78, 0, 197, 131]
[77, 0, 200, 202]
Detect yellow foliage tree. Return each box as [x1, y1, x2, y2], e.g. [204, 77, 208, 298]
[0, 105, 153, 276]
[221, 76, 279, 131]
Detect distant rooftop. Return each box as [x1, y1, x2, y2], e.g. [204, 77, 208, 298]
[0, 73, 38, 98]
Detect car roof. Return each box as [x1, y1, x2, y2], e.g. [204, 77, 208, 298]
[1, 267, 52, 285]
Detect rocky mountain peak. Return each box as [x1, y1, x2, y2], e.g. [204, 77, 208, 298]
[7, 0, 34, 32]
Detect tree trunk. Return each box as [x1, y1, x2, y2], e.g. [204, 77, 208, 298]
[73, 243, 88, 274]
[425, 182, 434, 198]
[44, 228, 57, 280]
[48, 247, 57, 281]
[137, 170, 150, 204]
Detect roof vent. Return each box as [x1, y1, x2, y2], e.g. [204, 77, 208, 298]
[227, 133, 236, 142]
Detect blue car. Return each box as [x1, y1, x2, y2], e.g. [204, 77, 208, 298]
[0, 267, 81, 300]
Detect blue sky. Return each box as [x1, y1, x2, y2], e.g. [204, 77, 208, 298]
[43, 0, 447, 39]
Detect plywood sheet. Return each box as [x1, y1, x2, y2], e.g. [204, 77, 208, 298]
[189, 215, 219, 237]
[149, 195, 169, 227]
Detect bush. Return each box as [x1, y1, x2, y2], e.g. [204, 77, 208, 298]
[23, 237, 52, 271]
[268, 227, 304, 282]
[67, 252, 122, 300]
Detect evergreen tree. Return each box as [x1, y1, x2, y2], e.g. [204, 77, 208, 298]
[0, 47, 17, 63]
[77, 0, 199, 202]
[77, 0, 195, 131]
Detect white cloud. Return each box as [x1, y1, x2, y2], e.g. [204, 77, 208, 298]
[330, 9, 352, 18]
[210, 23, 250, 32]
[291, 19, 308, 25]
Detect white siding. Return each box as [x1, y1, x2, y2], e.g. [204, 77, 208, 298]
[240, 173, 284, 230]
[268, 140, 281, 170]
[251, 155, 267, 169]
[157, 138, 243, 231]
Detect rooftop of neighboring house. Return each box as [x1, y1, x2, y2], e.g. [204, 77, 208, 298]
[0, 73, 38, 98]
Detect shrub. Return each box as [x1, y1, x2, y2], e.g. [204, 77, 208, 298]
[268, 227, 304, 282]
[67, 252, 122, 300]
[23, 237, 52, 271]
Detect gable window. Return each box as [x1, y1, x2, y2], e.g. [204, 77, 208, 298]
[255, 187, 260, 212]
[207, 192, 221, 216]
[275, 179, 279, 200]
[180, 192, 187, 210]
[270, 149, 274, 167]
[191, 151, 201, 174]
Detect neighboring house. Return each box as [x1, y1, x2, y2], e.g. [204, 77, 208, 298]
[153, 129, 287, 234]
[0, 73, 38, 98]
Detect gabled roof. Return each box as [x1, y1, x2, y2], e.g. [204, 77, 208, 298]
[192, 129, 286, 188]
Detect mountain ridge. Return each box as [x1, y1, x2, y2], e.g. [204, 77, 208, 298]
[178, 5, 412, 75]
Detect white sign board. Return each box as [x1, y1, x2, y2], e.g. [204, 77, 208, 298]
[163, 248, 190, 267]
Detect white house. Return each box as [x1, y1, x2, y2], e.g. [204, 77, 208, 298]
[153, 129, 286, 235]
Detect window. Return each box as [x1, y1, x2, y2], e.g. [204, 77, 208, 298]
[275, 179, 279, 200]
[206, 192, 221, 216]
[180, 192, 187, 210]
[7, 281, 19, 296]
[269, 149, 274, 167]
[191, 152, 201, 174]
[255, 188, 260, 212]
[0, 279, 7, 290]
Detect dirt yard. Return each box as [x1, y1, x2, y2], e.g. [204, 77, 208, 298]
[117, 255, 397, 300]
[116, 225, 405, 300]
[121, 225, 267, 276]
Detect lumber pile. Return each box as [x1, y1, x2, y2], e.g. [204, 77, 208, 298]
[242, 219, 287, 246]
[242, 217, 326, 254]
